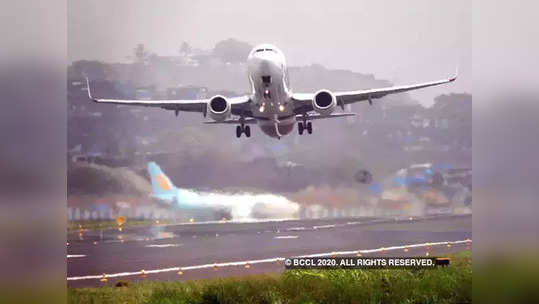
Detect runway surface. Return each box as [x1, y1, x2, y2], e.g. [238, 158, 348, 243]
[67, 214, 471, 287]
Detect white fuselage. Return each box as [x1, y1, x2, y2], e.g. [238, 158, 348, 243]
[246, 44, 296, 138]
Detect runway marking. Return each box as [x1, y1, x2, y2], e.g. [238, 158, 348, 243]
[159, 217, 300, 227]
[287, 227, 306, 231]
[145, 243, 183, 248]
[299, 239, 472, 257]
[67, 239, 471, 281]
[67, 257, 284, 281]
[313, 224, 335, 229]
[67, 254, 87, 258]
[274, 235, 299, 239]
[103, 240, 129, 244]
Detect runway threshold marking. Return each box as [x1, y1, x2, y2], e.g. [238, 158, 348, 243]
[67, 239, 471, 281]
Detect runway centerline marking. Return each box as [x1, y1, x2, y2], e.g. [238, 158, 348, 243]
[313, 224, 335, 229]
[67, 254, 87, 258]
[287, 227, 306, 231]
[145, 243, 183, 248]
[67, 239, 471, 281]
[274, 235, 299, 239]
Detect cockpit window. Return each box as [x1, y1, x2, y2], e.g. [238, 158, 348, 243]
[255, 48, 276, 53]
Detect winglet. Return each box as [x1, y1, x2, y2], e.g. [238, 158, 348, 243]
[85, 77, 96, 101]
[449, 67, 458, 82]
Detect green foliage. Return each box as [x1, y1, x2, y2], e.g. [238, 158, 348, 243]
[474, 251, 539, 304]
[67, 219, 176, 232]
[212, 39, 253, 64]
[67, 163, 151, 197]
[69, 251, 471, 304]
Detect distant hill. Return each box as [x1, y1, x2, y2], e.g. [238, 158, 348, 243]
[67, 39, 470, 195]
[68, 39, 414, 104]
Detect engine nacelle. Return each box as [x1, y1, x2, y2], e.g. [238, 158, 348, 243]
[312, 90, 337, 115]
[207, 95, 231, 121]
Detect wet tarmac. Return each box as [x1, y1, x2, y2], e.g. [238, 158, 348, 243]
[67, 214, 471, 287]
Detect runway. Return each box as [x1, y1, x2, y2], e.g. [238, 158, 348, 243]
[67, 214, 471, 287]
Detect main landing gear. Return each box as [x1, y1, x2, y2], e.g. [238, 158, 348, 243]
[236, 125, 251, 138]
[297, 121, 312, 135]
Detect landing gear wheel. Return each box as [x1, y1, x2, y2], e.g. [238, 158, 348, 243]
[236, 125, 242, 138]
[298, 122, 304, 135]
[245, 125, 251, 137]
[307, 122, 313, 134]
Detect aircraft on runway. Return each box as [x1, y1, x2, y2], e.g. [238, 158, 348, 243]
[369, 163, 472, 212]
[147, 162, 298, 219]
[148, 162, 218, 210]
[87, 44, 457, 139]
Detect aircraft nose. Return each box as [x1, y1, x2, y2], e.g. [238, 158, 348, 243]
[251, 52, 282, 72]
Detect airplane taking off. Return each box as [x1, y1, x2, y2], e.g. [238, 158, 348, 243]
[87, 44, 457, 139]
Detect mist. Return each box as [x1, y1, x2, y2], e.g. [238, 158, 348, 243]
[68, 0, 470, 107]
[174, 189, 299, 220]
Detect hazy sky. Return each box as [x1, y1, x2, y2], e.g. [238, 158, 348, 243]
[69, 0, 470, 106]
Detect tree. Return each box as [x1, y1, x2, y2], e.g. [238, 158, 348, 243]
[69, 60, 114, 80]
[179, 41, 192, 55]
[133, 43, 149, 63]
[212, 38, 252, 64]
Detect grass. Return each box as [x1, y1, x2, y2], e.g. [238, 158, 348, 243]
[68, 251, 471, 304]
[473, 250, 539, 303]
[67, 219, 176, 232]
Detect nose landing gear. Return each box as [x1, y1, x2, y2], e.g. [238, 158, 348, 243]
[236, 125, 251, 138]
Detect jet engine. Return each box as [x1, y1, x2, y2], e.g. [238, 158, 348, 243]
[312, 90, 337, 115]
[207, 95, 231, 121]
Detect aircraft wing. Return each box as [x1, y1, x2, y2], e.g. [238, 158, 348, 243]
[86, 78, 251, 116]
[291, 70, 457, 112]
